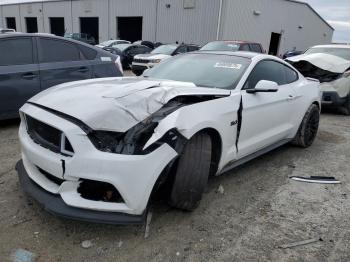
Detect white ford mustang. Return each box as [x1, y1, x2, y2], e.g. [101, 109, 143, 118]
[16, 51, 321, 224]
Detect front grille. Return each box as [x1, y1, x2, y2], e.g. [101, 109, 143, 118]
[25, 114, 74, 156]
[134, 58, 149, 63]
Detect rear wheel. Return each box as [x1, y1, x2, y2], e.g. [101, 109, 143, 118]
[169, 133, 212, 211]
[292, 104, 320, 148]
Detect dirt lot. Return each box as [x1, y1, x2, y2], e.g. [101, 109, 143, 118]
[0, 113, 349, 262]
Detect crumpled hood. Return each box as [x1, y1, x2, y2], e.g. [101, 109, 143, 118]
[286, 53, 350, 73]
[134, 53, 171, 61]
[28, 77, 230, 132]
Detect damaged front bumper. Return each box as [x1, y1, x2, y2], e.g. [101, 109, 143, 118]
[16, 160, 146, 224]
[321, 91, 347, 107]
[16, 103, 178, 224]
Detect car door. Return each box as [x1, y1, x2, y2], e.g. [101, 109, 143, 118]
[0, 36, 40, 120]
[237, 59, 298, 158]
[37, 37, 92, 90]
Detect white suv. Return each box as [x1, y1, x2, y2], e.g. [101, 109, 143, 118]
[17, 51, 320, 224]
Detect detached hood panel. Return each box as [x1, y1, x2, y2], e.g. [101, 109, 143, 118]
[29, 77, 230, 132]
[287, 53, 350, 73]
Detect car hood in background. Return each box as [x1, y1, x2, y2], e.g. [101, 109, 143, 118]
[134, 53, 171, 61]
[286, 53, 350, 74]
[28, 78, 230, 132]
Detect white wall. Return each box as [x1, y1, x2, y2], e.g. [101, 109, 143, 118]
[1, 4, 21, 31]
[109, 0, 157, 42]
[19, 2, 45, 32]
[71, 0, 108, 43]
[219, 0, 333, 55]
[42, 1, 72, 35]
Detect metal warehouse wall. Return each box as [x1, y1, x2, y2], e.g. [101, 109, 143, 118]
[219, 0, 333, 55]
[108, 0, 157, 42]
[155, 0, 220, 45]
[0, 0, 333, 51]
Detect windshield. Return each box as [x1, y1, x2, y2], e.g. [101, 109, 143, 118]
[304, 47, 350, 60]
[201, 42, 240, 51]
[151, 45, 178, 55]
[112, 43, 131, 51]
[144, 53, 250, 89]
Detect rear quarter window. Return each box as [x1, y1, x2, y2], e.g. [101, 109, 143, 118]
[0, 38, 33, 66]
[78, 45, 97, 60]
[284, 64, 299, 83]
[250, 44, 263, 53]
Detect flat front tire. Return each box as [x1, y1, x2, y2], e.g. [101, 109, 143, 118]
[292, 104, 320, 148]
[169, 133, 212, 211]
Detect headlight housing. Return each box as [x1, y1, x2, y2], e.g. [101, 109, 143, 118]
[151, 59, 162, 63]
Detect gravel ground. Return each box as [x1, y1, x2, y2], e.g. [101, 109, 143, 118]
[0, 113, 349, 262]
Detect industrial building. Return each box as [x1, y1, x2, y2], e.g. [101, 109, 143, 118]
[0, 0, 333, 55]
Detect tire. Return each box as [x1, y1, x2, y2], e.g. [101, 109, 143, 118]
[338, 96, 350, 115]
[169, 133, 212, 211]
[292, 104, 320, 148]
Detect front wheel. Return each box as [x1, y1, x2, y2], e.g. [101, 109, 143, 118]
[169, 133, 212, 211]
[291, 104, 320, 148]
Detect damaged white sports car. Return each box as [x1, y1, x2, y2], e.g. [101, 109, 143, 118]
[287, 44, 350, 114]
[16, 51, 321, 224]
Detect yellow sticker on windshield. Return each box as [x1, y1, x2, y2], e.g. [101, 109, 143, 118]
[214, 62, 242, 69]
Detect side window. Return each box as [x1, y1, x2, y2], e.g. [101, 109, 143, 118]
[250, 44, 263, 53]
[0, 38, 33, 66]
[78, 45, 97, 60]
[244, 60, 286, 89]
[188, 45, 199, 51]
[284, 65, 299, 84]
[240, 44, 250, 51]
[175, 45, 187, 54]
[39, 38, 80, 63]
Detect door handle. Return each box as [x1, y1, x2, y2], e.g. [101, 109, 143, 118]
[22, 73, 37, 80]
[76, 67, 89, 73]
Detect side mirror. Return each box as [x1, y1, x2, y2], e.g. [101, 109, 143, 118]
[246, 80, 279, 94]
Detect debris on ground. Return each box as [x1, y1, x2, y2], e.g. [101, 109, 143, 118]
[118, 241, 123, 248]
[12, 218, 32, 227]
[217, 185, 224, 194]
[290, 176, 341, 184]
[144, 211, 152, 239]
[278, 237, 323, 249]
[11, 248, 36, 262]
[176, 252, 180, 256]
[81, 240, 93, 249]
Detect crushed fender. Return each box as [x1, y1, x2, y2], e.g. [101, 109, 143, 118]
[290, 176, 341, 184]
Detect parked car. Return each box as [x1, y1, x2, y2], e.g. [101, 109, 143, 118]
[0, 33, 122, 120]
[0, 28, 16, 34]
[200, 40, 264, 53]
[131, 43, 200, 75]
[16, 51, 320, 224]
[95, 39, 130, 48]
[286, 44, 350, 114]
[282, 50, 303, 59]
[64, 33, 96, 45]
[103, 43, 152, 69]
[133, 40, 155, 49]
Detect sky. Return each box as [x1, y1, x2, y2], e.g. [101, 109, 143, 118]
[303, 0, 350, 43]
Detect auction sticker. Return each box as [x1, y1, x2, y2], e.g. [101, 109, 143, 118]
[214, 62, 242, 69]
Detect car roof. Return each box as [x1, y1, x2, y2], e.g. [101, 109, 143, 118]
[194, 50, 262, 59]
[206, 40, 261, 45]
[311, 44, 350, 49]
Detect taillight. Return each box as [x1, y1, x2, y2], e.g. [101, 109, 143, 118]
[115, 56, 123, 74]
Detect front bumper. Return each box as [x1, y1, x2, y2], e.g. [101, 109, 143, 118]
[322, 91, 347, 107]
[17, 103, 178, 221]
[16, 160, 145, 224]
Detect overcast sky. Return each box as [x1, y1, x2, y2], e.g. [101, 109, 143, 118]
[303, 0, 350, 43]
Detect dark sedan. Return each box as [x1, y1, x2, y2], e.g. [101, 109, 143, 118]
[103, 43, 152, 69]
[0, 33, 122, 120]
